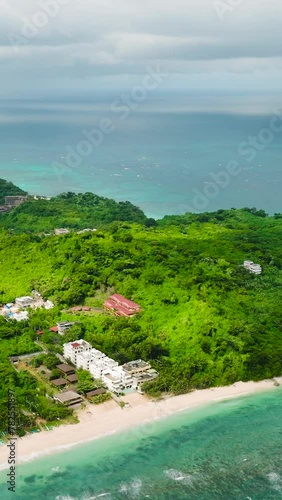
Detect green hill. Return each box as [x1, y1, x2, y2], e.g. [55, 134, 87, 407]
[1, 179, 282, 434]
[1, 207, 282, 395]
[0, 178, 27, 204]
[0, 189, 147, 232]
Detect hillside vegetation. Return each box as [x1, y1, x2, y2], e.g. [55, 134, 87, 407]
[1, 206, 282, 398]
[0, 189, 147, 232]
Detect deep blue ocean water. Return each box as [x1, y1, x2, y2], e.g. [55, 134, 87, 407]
[0, 99, 282, 218]
[1, 389, 282, 499]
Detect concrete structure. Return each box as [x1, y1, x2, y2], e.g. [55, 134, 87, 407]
[77, 228, 97, 234]
[243, 260, 262, 275]
[54, 391, 83, 406]
[11, 311, 29, 322]
[63, 339, 158, 394]
[57, 321, 78, 335]
[102, 371, 123, 393]
[44, 300, 54, 310]
[0, 206, 9, 213]
[15, 296, 34, 308]
[54, 228, 70, 235]
[132, 369, 159, 392]
[89, 357, 118, 380]
[122, 360, 151, 375]
[63, 339, 92, 365]
[4, 196, 28, 208]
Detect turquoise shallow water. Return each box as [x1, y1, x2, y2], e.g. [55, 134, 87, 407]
[1, 388, 282, 499]
[0, 99, 282, 217]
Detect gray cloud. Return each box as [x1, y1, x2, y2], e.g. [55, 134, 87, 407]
[0, 0, 282, 97]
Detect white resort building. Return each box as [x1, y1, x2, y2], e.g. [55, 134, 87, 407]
[63, 340, 159, 394]
[63, 339, 92, 365]
[243, 260, 262, 275]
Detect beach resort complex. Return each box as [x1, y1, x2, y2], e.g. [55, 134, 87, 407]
[63, 339, 158, 393]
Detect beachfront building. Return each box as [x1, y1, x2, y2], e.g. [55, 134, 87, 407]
[63, 339, 92, 365]
[132, 369, 159, 392]
[104, 294, 141, 317]
[63, 339, 158, 394]
[52, 378, 68, 388]
[85, 388, 106, 400]
[54, 391, 83, 406]
[102, 371, 124, 394]
[57, 363, 75, 376]
[243, 260, 262, 275]
[89, 356, 118, 379]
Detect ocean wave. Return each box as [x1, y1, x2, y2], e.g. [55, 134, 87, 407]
[267, 472, 282, 492]
[56, 496, 75, 500]
[82, 494, 111, 499]
[119, 478, 142, 497]
[164, 468, 194, 485]
[56, 493, 112, 500]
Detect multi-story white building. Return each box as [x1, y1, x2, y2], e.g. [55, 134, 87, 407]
[76, 349, 105, 371]
[89, 357, 118, 379]
[15, 296, 35, 308]
[63, 339, 92, 365]
[102, 369, 124, 394]
[63, 339, 158, 394]
[243, 260, 262, 275]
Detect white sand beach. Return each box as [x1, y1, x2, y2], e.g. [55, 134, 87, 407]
[1, 378, 281, 470]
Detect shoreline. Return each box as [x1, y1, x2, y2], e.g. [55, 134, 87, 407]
[1, 378, 281, 470]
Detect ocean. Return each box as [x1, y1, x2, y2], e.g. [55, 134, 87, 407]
[0, 98, 282, 218]
[1, 388, 282, 499]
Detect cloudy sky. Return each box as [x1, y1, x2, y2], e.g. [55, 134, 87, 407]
[1, 0, 282, 101]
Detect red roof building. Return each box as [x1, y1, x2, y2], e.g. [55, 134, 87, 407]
[50, 326, 59, 333]
[36, 330, 44, 335]
[71, 342, 81, 348]
[72, 306, 82, 312]
[104, 294, 141, 317]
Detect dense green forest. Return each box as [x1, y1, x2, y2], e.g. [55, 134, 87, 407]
[0, 178, 27, 204]
[0, 189, 147, 233]
[1, 179, 282, 435]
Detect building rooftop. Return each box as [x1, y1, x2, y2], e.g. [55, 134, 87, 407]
[67, 374, 78, 383]
[111, 294, 140, 311]
[85, 388, 107, 398]
[122, 359, 151, 373]
[57, 363, 75, 374]
[104, 294, 141, 317]
[16, 296, 34, 302]
[54, 391, 83, 405]
[52, 378, 68, 387]
[50, 326, 58, 332]
[103, 373, 120, 382]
